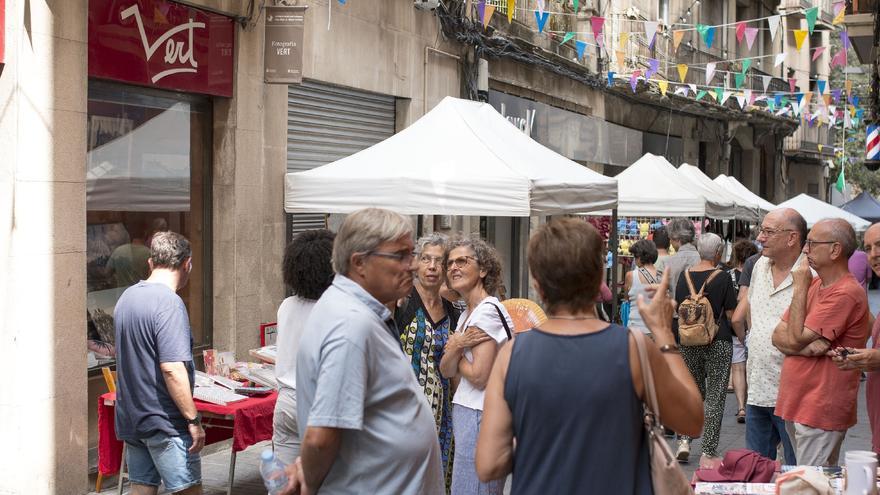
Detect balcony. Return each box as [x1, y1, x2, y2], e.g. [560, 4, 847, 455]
[779, 0, 835, 26]
[844, 0, 877, 63]
[783, 123, 836, 159]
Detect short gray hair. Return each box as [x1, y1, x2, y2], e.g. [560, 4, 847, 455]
[697, 232, 724, 261]
[150, 231, 191, 269]
[667, 218, 696, 244]
[416, 232, 448, 254]
[332, 208, 413, 275]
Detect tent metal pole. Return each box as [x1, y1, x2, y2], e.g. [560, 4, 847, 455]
[610, 208, 619, 323]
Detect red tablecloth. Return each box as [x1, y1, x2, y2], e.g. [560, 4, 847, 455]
[97, 391, 277, 476]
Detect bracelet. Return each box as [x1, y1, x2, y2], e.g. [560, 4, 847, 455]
[659, 344, 681, 354]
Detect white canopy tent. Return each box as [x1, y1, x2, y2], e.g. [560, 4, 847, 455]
[284, 96, 618, 216]
[678, 164, 759, 221]
[713, 174, 777, 214]
[776, 193, 871, 231]
[596, 153, 707, 217]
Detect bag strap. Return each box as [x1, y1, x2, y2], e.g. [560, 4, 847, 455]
[697, 269, 722, 296]
[684, 269, 699, 299]
[638, 267, 659, 285]
[629, 328, 662, 425]
[489, 303, 513, 340]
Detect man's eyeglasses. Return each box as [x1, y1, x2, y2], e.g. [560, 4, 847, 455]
[804, 239, 837, 250]
[365, 250, 416, 264]
[758, 227, 794, 237]
[418, 255, 444, 266]
[446, 256, 477, 271]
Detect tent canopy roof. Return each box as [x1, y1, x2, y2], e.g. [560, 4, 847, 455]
[841, 191, 880, 224]
[284, 96, 618, 217]
[605, 153, 706, 218]
[678, 164, 758, 221]
[776, 193, 871, 231]
[713, 174, 776, 214]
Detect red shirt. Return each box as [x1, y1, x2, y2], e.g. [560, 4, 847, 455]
[775, 274, 869, 431]
[867, 317, 880, 454]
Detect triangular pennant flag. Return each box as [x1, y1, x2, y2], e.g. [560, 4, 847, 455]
[831, 48, 847, 68]
[775, 52, 786, 67]
[735, 95, 746, 109]
[615, 50, 626, 70]
[836, 164, 846, 193]
[576, 40, 587, 60]
[619, 32, 629, 49]
[735, 22, 746, 43]
[767, 15, 781, 42]
[688, 83, 697, 95]
[477, 1, 486, 24]
[482, 5, 495, 28]
[735, 73, 745, 89]
[775, 94, 783, 106]
[630, 70, 641, 93]
[833, 1, 846, 25]
[781, 96, 790, 106]
[841, 30, 851, 49]
[720, 90, 732, 105]
[789, 78, 797, 93]
[854, 95, 861, 107]
[805, 7, 818, 35]
[646, 58, 660, 79]
[793, 30, 808, 52]
[745, 89, 755, 106]
[644, 21, 659, 49]
[818, 144, 824, 153]
[591, 17, 605, 49]
[536, 0, 545, 15]
[534, 10, 550, 33]
[795, 92, 804, 105]
[744, 27, 758, 51]
[741, 59, 752, 74]
[767, 99, 776, 112]
[696, 90, 707, 101]
[673, 30, 685, 53]
[762, 75, 772, 92]
[507, 0, 515, 23]
[675, 85, 689, 97]
[677, 64, 689, 83]
[658, 80, 668, 96]
[696, 24, 715, 48]
[832, 89, 842, 102]
[791, 100, 802, 117]
[846, 79, 853, 94]
[574, 0, 579, 12]
[706, 62, 717, 85]
[823, 94, 832, 106]
[817, 80, 826, 94]
[607, 71, 615, 86]
[812, 46, 826, 61]
[562, 32, 575, 45]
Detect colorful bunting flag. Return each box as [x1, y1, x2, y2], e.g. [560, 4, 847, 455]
[615, 50, 625, 70]
[561, 32, 575, 45]
[735, 95, 746, 109]
[789, 78, 797, 93]
[644, 21, 659, 49]
[841, 30, 851, 50]
[762, 75, 772, 92]
[534, 10, 550, 33]
[675, 86, 690, 97]
[696, 90, 707, 101]
[833, 1, 846, 25]
[720, 90, 732, 105]
[832, 89, 842, 103]
[620, 32, 629, 49]
[744, 28, 758, 51]
[745, 89, 755, 106]
[706, 62, 717, 85]
[482, 5, 495, 28]
[673, 30, 685, 53]
[591, 17, 605, 49]
[536, 0, 545, 15]
[831, 48, 847, 68]
[846, 80, 853, 94]
[817, 80, 826, 95]
[696, 24, 715, 48]
[607, 71, 615, 86]
[646, 58, 660, 79]
[507, 0, 514, 23]
[735, 22, 746, 43]
[805, 7, 818, 35]
[735, 73, 745, 88]
[688, 83, 697, 95]
[677, 64, 689, 83]
[658, 80, 668, 96]
[576, 40, 587, 60]
[630, 70, 641, 93]
[741, 59, 752, 74]
[775, 53, 786, 67]
[477, 1, 486, 24]
[767, 15, 781, 42]
[793, 30, 808, 52]
[812, 46, 826, 61]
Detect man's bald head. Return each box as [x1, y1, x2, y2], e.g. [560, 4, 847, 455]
[777, 208, 807, 247]
[814, 218, 857, 258]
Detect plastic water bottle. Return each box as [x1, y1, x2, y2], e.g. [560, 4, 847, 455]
[260, 449, 288, 495]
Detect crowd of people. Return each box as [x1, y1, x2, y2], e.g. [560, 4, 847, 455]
[110, 205, 880, 495]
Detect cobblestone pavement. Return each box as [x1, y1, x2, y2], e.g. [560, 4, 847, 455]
[90, 290, 880, 494]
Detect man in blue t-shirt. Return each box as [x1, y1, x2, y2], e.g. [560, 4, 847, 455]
[114, 231, 205, 494]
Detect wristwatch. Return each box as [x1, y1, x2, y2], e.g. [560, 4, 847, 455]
[185, 413, 202, 426]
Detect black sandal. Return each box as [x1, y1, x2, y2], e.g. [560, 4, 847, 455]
[736, 408, 746, 423]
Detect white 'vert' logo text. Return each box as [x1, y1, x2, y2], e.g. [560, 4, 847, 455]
[120, 4, 205, 83]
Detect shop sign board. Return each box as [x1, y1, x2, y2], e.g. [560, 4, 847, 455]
[88, 0, 234, 97]
[264, 6, 307, 84]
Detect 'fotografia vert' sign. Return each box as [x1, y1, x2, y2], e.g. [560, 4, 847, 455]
[264, 6, 307, 84]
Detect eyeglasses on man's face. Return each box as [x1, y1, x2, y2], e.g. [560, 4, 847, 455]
[418, 254, 444, 266]
[803, 239, 837, 251]
[758, 227, 793, 237]
[445, 255, 477, 271]
[365, 250, 416, 264]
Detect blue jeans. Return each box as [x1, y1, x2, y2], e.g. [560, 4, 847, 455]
[746, 405, 796, 464]
[125, 431, 201, 492]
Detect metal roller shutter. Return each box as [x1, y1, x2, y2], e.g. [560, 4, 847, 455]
[285, 81, 396, 240]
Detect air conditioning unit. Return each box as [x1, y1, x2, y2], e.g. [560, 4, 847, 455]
[414, 0, 440, 11]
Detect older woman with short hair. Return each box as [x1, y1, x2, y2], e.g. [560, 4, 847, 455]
[439, 237, 513, 495]
[673, 232, 738, 466]
[474, 218, 703, 494]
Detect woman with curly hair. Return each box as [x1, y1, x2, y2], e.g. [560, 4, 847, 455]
[439, 237, 513, 495]
[272, 229, 335, 465]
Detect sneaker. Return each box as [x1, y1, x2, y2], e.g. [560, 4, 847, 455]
[676, 439, 690, 462]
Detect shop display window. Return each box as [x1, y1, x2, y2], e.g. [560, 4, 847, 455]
[86, 81, 212, 369]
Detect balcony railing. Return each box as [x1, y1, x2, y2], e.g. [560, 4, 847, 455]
[780, 0, 834, 24]
[784, 123, 836, 156]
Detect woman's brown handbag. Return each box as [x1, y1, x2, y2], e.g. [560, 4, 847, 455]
[630, 329, 695, 495]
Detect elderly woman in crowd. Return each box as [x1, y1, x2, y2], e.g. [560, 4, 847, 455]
[439, 237, 513, 495]
[475, 218, 703, 493]
[272, 229, 336, 465]
[624, 239, 661, 336]
[674, 232, 739, 466]
[395, 233, 486, 492]
[664, 218, 701, 297]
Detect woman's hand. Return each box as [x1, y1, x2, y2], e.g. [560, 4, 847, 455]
[829, 347, 880, 372]
[448, 327, 492, 351]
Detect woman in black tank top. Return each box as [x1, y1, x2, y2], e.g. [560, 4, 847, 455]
[474, 218, 704, 494]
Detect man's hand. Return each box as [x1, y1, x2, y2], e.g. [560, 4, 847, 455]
[829, 347, 880, 372]
[188, 423, 205, 453]
[448, 327, 492, 351]
[637, 270, 676, 336]
[798, 338, 830, 357]
[279, 457, 307, 495]
[791, 256, 813, 288]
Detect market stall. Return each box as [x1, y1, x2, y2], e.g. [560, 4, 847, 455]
[776, 193, 871, 231]
[713, 174, 777, 215]
[841, 191, 880, 224]
[678, 164, 760, 222]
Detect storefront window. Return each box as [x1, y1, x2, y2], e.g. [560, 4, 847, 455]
[86, 81, 211, 369]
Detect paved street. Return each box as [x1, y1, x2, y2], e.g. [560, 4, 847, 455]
[90, 290, 880, 494]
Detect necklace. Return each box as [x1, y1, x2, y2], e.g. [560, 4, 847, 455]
[547, 314, 599, 321]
